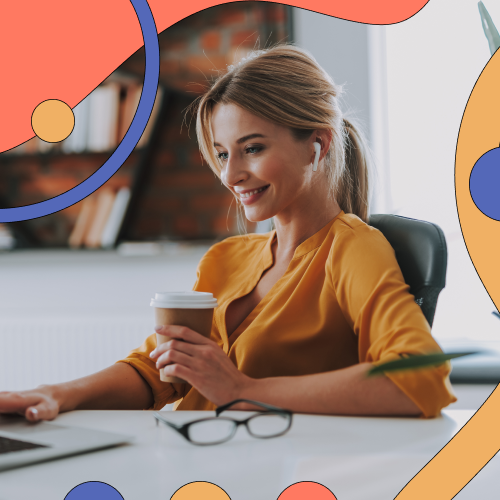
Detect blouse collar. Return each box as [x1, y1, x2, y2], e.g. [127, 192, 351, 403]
[266, 210, 345, 260]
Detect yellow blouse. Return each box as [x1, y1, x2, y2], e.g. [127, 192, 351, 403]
[116, 211, 456, 417]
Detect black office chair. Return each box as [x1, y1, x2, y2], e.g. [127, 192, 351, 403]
[369, 214, 447, 328]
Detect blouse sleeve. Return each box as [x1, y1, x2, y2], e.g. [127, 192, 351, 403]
[113, 249, 216, 410]
[329, 221, 456, 417]
[115, 334, 192, 410]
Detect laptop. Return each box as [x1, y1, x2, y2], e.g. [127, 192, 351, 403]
[0, 414, 133, 472]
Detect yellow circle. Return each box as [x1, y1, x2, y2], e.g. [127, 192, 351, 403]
[171, 482, 231, 500]
[31, 99, 75, 143]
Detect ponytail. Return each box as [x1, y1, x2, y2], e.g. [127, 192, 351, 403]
[335, 118, 370, 223]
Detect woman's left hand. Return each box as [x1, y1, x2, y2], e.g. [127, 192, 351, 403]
[149, 325, 253, 406]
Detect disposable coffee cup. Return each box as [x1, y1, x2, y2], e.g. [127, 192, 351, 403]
[150, 291, 218, 384]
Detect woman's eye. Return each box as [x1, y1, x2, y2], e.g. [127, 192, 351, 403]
[217, 146, 262, 161]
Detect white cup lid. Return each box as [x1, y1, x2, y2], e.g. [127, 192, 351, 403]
[150, 291, 218, 309]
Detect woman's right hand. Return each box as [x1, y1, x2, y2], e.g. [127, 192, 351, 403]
[0, 386, 60, 422]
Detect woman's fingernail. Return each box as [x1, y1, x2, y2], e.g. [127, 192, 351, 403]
[29, 408, 39, 420]
[154, 325, 163, 332]
[150, 350, 156, 357]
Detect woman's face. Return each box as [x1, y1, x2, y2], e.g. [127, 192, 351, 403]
[211, 103, 322, 223]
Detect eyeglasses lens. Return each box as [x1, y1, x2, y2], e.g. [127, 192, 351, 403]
[247, 413, 290, 438]
[188, 419, 236, 445]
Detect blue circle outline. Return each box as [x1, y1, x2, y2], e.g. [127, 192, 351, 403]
[0, 0, 159, 223]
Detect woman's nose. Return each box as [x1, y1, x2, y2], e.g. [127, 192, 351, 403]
[222, 155, 248, 187]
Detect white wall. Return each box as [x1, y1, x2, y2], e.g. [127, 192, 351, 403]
[0, 249, 206, 401]
[385, 0, 500, 341]
[294, 10, 372, 129]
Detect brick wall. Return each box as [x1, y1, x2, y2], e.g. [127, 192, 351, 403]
[0, 2, 290, 247]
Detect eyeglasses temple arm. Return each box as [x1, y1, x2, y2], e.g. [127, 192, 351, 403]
[215, 399, 291, 416]
[153, 412, 182, 430]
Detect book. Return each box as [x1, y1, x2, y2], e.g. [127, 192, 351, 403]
[101, 187, 131, 248]
[84, 188, 116, 248]
[118, 84, 142, 143]
[0, 223, 15, 250]
[68, 195, 98, 249]
[57, 78, 157, 155]
[24, 136, 38, 154]
[87, 83, 121, 152]
[9, 142, 26, 155]
[62, 98, 90, 153]
[37, 137, 54, 153]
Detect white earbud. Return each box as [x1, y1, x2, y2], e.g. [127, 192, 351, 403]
[312, 142, 321, 172]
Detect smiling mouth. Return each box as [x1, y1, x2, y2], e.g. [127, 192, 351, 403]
[239, 185, 270, 198]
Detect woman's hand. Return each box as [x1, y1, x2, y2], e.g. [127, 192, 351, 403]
[150, 325, 253, 407]
[0, 386, 60, 422]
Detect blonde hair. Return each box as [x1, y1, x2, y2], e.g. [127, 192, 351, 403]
[191, 44, 371, 224]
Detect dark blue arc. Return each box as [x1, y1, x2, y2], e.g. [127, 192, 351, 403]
[0, 0, 159, 223]
[469, 146, 500, 221]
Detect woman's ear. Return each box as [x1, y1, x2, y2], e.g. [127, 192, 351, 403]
[314, 129, 333, 161]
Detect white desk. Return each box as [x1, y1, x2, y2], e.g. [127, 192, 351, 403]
[0, 409, 498, 500]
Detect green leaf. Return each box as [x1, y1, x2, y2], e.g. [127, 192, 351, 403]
[367, 351, 481, 377]
[478, 1, 500, 56]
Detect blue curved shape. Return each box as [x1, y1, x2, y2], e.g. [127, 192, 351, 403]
[469, 146, 500, 221]
[0, 0, 159, 223]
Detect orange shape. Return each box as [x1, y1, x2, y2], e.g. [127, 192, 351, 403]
[278, 481, 336, 500]
[396, 47, 500, 498]
[395, 386, 500, 498]
[170, 481, 230, 500]
[31, 99, 74, 142]
[456, 49, 500, 313]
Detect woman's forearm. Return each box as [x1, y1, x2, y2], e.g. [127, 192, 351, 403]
[240, 362, 422, 416]
[46, 363, 154, 412]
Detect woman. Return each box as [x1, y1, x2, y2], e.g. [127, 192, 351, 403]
[0, 45, 456, 421]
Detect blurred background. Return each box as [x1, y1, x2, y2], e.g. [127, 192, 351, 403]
[1, 1, 499, 410]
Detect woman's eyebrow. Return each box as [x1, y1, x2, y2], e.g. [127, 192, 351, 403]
[214, 133, 266, 147]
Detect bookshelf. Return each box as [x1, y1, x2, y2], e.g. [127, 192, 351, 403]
[6, 70, 162, 158]
[0, 69, 167, 250]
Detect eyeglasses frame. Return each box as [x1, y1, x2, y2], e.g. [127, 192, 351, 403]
[153, 399, 293, 446]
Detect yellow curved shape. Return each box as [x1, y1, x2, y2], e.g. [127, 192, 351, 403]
[397, 40, 500, 500]
[171, 481, 231, 500]
[396, 386, 500, 498]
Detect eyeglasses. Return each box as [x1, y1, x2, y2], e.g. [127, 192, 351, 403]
[153, 399, 293, 446]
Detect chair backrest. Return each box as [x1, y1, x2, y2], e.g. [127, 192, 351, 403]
[368, 214, 447, 328]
